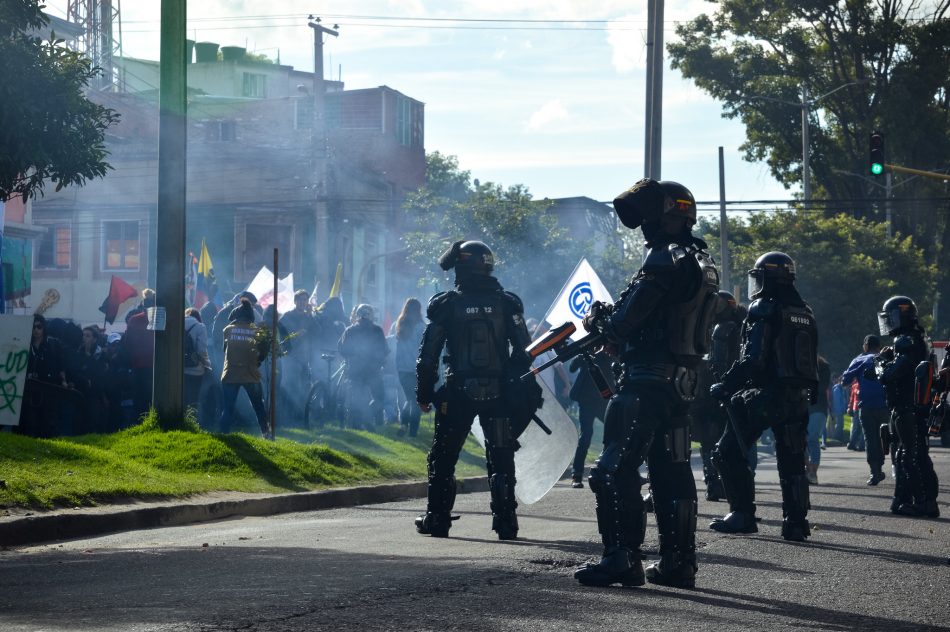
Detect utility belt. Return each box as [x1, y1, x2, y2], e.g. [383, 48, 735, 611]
[445, 374, 503, 401]
[621, 362, 698, 402]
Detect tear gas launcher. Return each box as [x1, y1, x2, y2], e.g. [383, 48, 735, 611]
[520, 322, 613, 400]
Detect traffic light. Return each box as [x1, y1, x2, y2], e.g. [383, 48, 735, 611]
[869, 131, 885, 176]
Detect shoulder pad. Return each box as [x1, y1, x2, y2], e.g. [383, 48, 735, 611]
[501, 290, 524, 313]
[668, 243, 690, 263]
[894, 335, 914, 355]
[748, 298, 778, 319]
[426, 291, 458, 320]
[642, 246, 676, 269]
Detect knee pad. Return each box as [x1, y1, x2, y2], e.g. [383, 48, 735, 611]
[587, 465, 614, 495]
[601, 392, 652, 468]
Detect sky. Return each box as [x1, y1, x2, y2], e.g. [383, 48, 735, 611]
[45, 0, 793, 210]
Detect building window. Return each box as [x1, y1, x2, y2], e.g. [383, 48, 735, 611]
[102, 220, 140, 271]
[34, 223, 71, 270]
[242, 72, 266, 98]
[395, 96, 411, 146]
[207, 120, 236, 141]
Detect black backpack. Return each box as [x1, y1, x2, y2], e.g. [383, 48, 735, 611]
[184, 322, 201, 368]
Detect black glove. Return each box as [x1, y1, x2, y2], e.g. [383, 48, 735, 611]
[582, 301, 610, 333]
[710, 383, 730, 402]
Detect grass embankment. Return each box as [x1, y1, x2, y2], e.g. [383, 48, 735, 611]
[0, 415, 487, 510]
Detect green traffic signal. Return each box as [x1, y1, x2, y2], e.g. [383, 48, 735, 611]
[871, 162, 884, 175]
[869, 131, 885, 176]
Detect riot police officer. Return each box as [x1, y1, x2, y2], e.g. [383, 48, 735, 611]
[875, 296, 940, 517]
[415, 240, 540, 540]
[694, 291, 747, 501]
[709, 252, 818, 542]
[573, 179, 720, 589]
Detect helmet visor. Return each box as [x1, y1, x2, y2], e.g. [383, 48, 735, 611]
[878, 309, 900, 336]
[748, 269, 765, 299]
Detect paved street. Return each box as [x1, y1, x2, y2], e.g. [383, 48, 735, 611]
[2, 445, 948, 632]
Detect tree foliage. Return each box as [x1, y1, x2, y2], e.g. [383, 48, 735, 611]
[0, 0, 119, 200]
[401, 152, 592, 318]
[698, 211, 938, 370]
[668, 1, 949, 206]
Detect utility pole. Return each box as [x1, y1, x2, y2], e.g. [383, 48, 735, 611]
[308, 18, 338, 290]
[718, 147, 730, 292]
[154, 0, 187, 423]
[643, 0, 654, 179]
[643, 0, 664, 179]
[885, 171, 893, 238]
[801, 86, 811, 203]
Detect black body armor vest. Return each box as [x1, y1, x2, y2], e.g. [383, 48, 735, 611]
[772, 303, 819, 385]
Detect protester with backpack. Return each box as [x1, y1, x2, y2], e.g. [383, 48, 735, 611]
[184, 308, 210, 418]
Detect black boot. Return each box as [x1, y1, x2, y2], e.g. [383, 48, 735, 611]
[646, 500, 697, 588]
[575, 546, 645, 587]
[867, 469, 885, 486]
[571, 473, 584, 489]
[415, 512, 451, 537]
[780, 474, 810, 541]
[490, 473, 519, 540]
[709, 511, 758, 534]
[923, 499, 940, 518]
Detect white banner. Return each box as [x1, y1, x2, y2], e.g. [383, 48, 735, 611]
[245, 267, 295, 314]
[0, 315, 35, 426]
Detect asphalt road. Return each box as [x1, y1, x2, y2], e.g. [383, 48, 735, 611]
[2, 445, 948, 632]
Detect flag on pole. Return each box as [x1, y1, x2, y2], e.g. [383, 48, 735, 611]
[542, 258, 613, 340]
[535, 259, 614, 393]
[328, 263, 342, 298]
[99, 275, 138, 324]
[195, 238, 218, 309]
[308, 281, 320, 307]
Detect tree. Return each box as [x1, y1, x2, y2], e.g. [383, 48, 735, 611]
[0, 1, 119, 200]
[698, 211, 938, 370]
[668, 1, 949, 205]
[402, 152, 592, 319]
[667, 0, 950, 334]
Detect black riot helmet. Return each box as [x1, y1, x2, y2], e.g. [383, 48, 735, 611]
[613, 179, 697, 231]
[438, 240, 494, 276]
[715, 290, 739, 322]
[747, 252, 796, 299]
[878, 295, 918, 336]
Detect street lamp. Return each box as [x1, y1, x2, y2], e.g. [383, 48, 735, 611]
[750, 80, 866, 202]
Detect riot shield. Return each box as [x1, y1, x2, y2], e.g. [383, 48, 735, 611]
[472, 380, 578, 505]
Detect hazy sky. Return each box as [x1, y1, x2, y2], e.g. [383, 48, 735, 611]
[46, 0, 793, 209]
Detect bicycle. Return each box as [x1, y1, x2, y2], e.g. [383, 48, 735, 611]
[303, 351, 346, 429]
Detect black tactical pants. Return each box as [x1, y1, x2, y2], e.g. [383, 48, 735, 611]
[713, 386, 810, 525]
[588, 380, 697, 559]
[891, 408, 939, 506]
[425, 385, 527, 528]
[693, 399, 727, 486]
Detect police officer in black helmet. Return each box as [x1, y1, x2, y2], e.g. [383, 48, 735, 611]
[873, 296, 940, 517]
[415, 240, 541, 540]
[574, 179, 720, 589]
[708, 252, 818, 541]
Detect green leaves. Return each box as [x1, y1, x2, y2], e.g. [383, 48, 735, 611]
[0, 0, 119, 200]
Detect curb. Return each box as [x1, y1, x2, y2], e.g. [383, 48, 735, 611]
[0, 476, 489, 547]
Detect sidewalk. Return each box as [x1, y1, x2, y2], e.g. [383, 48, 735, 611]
[0, 476, 489, 547]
